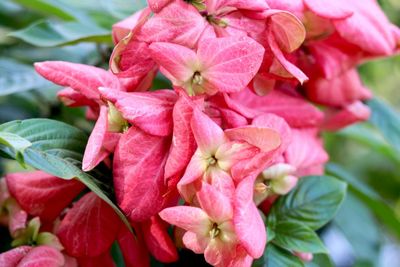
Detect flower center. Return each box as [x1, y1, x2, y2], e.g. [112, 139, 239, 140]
[209, 222, 221, 239]
[192, 71, 203, 85]
[206, 15, 228, 28]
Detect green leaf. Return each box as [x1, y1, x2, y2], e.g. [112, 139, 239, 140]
[305, 254, 334, 267]
[368, 98, 400, 153]
[0, 119, 132, 232]
[12, 0, 88, 21]
[264, 244, 305, 267]
[273, 222, 327, 254]
[0, 58, 51, 96]
[271, 176, 347, 230]
[333, 192, 381, 265]
[327, 163, 400, 240]
[0, 131, 31, 166]
[9, 20, 111, 47]
[337, 123, 400, 164]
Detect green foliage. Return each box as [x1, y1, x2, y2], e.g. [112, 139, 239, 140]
[270, 176, 347, 230]
[0, 119, 132, 232]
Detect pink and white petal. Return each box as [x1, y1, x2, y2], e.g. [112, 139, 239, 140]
[0, 246, 32, 267]
[149, 42, 198, 85]
[225, 126, 281, 153]
[17, 246, 65, 267]
[233, 176, 266, 258]
[34, 61, 120, 102]
[82, 106, 110, 172]
[208, 168, 236, 198]
[204, 239, 232, 266]
[141, 216, 178, 263]
[178, 150, 208, 202]
[7, 200, 28, 238]
[227, 245, 253, 267]
[159, 206, 210, 234]
[197, 183, 233, 223]
[252, 113, 292, 153]
[199, 36, 265, 93]
[191, 109, 227, 154]
[182, 231, 208, 254]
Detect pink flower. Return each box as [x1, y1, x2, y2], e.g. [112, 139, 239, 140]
[160, 183, 253, 266]
[178, 109, 281, 201]
[149, 36, 264, 96]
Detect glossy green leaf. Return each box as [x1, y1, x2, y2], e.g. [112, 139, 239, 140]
[273, 222, 327, 254]
[0, 119, 132, 232]
[368, 98, 400, 153]
[9, 20, 111, 47]
[327, 163, 400, 240]
[271, 176, 347, 230]
[0, 58, 51, 96]
[264, 244, 305, 267]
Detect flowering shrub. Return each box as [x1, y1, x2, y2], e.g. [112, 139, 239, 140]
[0, 0, 399, 266]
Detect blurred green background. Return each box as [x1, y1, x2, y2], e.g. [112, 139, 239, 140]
[0, 0, 399, 266]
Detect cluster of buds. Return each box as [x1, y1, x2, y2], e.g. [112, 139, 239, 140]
[1, 0, 399, 266]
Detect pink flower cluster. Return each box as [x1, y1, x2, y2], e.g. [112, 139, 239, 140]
[1, 0, 399, 266]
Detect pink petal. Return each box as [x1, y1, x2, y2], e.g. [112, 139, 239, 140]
[6, 171, 84, 222]
[182, 231, 209, 254]
[77, 252, 116, 267]
[159, 206, 210, 234]
[149, 42, 198, 87]
[112, 9, 149, 44]
[57, 87, 96, 108]
[191, 109, 226, 154]
[141, 216, 178, 263]
[100, 88, 177, 136]
[333, 0, 396, 55]
[6, 200, 28, 238]
[82, 106, 110, 171]
[323, 101, 371, 131]
[285, 129, 329, 173]
[0, 246, 32, 267]
[56, 192, 122, 257]
[252, 113, 292, 153]
[225, 126, 281, 153]
[17, 246, 65, 267]
[226, 89, 323, 128]
[198, 36, 265, 93]
[147, 0, 172, 12]
[137, 1, 207, 48]
[117, 226, 150, 267]
[164, 94, 198, 183]
[233, 176, 266, 258]
[305, 69, 372, 107]
[304, 0, 353, 19]
[266, 10, 306, 53]
[113, 127, 170, 222]
[197, 183, 233, 223]
[268, 35, 308, 83]
[34, 61, 120, 102]
[177, 150, 207, 202]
